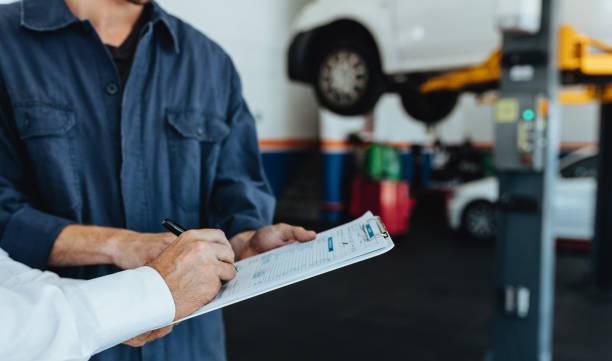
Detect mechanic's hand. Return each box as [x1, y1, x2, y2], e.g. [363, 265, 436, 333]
[148, 229, 237, 321]
[111, 232, 175, 270]
[235, 224, 317, 260]
[123, 325, 175, 348]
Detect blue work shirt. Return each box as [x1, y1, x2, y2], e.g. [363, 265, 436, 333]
[0, 1, 275, 360]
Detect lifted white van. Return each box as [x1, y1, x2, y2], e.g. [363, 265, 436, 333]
[288, 0, 612, 124]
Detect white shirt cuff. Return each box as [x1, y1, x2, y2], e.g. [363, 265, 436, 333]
[62, 266, 176, 354]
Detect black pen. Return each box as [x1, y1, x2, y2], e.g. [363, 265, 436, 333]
[162, 219, 238, 271]
[162, 219, 186, 236]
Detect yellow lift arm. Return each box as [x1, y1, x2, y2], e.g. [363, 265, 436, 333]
[420, 25, 612, 104]
[559, 24, 612, 76]
[420, 50, 501, 94]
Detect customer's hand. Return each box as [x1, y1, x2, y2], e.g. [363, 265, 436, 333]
[149, 229, 237, 321]
[111, 232, 176, 270]
[232, 224, 316, 260]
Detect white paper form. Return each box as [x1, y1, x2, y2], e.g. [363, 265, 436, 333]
[177, 211, 394, 322]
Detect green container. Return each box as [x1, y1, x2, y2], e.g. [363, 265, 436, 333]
[365, 144, 401, 181]
[482, 151, 494, 177]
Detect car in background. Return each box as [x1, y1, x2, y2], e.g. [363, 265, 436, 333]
[288, 0, 612, 124]
[447, 148, 597, 241]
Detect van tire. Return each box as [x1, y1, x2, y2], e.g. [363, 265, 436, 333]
[401, 90, 459, 125]
[314, 38, 386, 116]
[461, 200, 496, 241]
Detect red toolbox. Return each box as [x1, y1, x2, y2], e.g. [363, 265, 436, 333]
[349, 176, 414, 235]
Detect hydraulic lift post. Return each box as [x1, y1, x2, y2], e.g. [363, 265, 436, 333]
[417, 0, 612, 355]
[488, 1, 560, 360]
[592, 100, 612, 293]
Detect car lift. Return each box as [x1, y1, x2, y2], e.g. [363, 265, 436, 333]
[416, 0, 612, 360]
[420, 25, 612, 101]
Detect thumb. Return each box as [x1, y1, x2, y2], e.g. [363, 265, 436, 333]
[280, 225, 316, 243]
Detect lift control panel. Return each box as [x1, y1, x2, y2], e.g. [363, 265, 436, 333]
[494, 94, 548, 170]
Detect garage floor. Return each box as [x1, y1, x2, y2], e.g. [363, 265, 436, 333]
[224, 194, 612, 361]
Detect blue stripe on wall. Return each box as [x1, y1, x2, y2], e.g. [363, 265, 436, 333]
[322, 152, 353, 204]
[401, 152, 413, 182]
[261, 151, 311, 196]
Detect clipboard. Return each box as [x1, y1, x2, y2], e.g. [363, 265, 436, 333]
[362, 216, 390, 241]
[175, 211, 394, 322]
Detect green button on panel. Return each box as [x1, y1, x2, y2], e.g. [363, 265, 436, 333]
[522, 109, 535, 121]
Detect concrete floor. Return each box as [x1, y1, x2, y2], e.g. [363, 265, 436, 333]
[224, 195, 612, 361]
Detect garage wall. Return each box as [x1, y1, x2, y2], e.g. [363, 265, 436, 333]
[321, 94, 600, 150]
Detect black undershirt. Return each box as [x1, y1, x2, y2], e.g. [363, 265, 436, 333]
[106, 5, 152, 86]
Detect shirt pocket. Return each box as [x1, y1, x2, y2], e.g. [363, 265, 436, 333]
[13, 102, 81, 218]
[166, 109, 230, 212]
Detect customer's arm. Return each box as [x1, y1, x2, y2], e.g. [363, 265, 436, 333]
[0, 249, 175, 361]
[0, 229, 236, 360]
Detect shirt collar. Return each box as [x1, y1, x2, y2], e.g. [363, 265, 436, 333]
[149, 1, 181, 54]
[20, 0, 78, 31]
[20, 0, 180, 54]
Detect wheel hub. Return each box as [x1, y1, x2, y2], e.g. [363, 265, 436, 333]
[319, 49, 369, 106]
[466, 205, 495, 238]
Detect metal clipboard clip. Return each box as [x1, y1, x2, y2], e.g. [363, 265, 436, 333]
[362, 216, 390, 241]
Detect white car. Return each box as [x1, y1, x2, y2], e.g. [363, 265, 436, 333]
[447, 149, 597, 241]
[288, 0, 612, 124]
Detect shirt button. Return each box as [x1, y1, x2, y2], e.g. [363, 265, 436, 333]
[197, 127, 204, 136]
[105, 82, 119, 95]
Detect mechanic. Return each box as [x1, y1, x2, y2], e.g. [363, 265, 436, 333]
[0, 0, 316, 360]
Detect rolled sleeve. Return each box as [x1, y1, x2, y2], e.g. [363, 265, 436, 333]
[0, 206, 73, 269]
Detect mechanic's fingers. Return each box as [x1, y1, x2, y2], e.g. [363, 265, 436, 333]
[217, 261, 237, 282]
[296, 228, 317, 242]
[280, 224, 316, 243]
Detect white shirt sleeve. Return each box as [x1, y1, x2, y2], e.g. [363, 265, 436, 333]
[0, 249, 176, 361]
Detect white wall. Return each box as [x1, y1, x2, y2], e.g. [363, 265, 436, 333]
[157, 0, 318, 141]
[321, 92, 599, 149]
